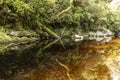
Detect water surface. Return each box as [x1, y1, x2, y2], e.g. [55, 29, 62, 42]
[0, 38, 120, 80]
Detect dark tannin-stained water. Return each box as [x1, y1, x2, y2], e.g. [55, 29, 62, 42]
[0, 38, 120, 80]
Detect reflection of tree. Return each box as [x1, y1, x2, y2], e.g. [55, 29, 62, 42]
[29, 40, 110, 80]
[56, 58, 72, 80]
[0, 42, 41, 79]
[1, 38, 120, 80]
[31, 39, 120, 80]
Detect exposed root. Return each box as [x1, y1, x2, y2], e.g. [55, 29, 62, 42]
[56, 0, 73, 18]
[56, 58, 72, 80]
[56, 7, 71, 18]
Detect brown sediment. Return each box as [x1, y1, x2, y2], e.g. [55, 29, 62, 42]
[110, 38, 120, 43]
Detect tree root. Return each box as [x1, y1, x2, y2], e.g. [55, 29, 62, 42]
[56, 58, 72, 80]
[56, 7, 71, 18]
[56, 0, 73, 19]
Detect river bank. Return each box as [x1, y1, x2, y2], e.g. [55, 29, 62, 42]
[0, 27, 118, 44]
[0, 29, 39, 44]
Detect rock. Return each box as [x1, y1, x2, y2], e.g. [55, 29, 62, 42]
[96, 31, 104, 37]
[72, 34, 84, 39]
[10, 46, 19, 50]
[8, 31, 37, 37]
[95, 37, 104, 41]
[105, 29, 113, 36]
[9, 31, 20, 36]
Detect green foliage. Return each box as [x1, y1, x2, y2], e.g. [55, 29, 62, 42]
[0, 0, 120, 34]
[55, 0, 120, 32]
[0, 0, 33, 29]
[0, 27, 11, 40]
[105, 12, 120, 32]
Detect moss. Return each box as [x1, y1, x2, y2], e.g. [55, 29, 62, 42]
[0, 27, 38, 44]
[0, 32, 12, 40]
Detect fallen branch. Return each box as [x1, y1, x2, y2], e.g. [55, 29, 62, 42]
[56, 58, 72, 80]
[42, 26, 60, 39]
[36, 21, 60, 39]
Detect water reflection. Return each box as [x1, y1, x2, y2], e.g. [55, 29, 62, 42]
[0, 38, 120, 80]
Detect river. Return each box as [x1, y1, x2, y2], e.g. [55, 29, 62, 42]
[0, 38, 120, 80]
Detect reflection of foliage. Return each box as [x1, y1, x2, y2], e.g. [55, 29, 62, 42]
[0, 42, 40, 79]
[0, 38, 119, 80]
[30, 39, 120, 80]
[25, 43, 120, 80]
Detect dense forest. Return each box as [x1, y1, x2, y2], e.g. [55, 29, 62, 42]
[0, 0, 120, 41]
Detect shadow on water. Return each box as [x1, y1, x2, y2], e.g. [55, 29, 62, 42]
[0, 38, 120, 80]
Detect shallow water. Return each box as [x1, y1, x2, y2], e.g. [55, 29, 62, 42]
[0, 38, 120, 80]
